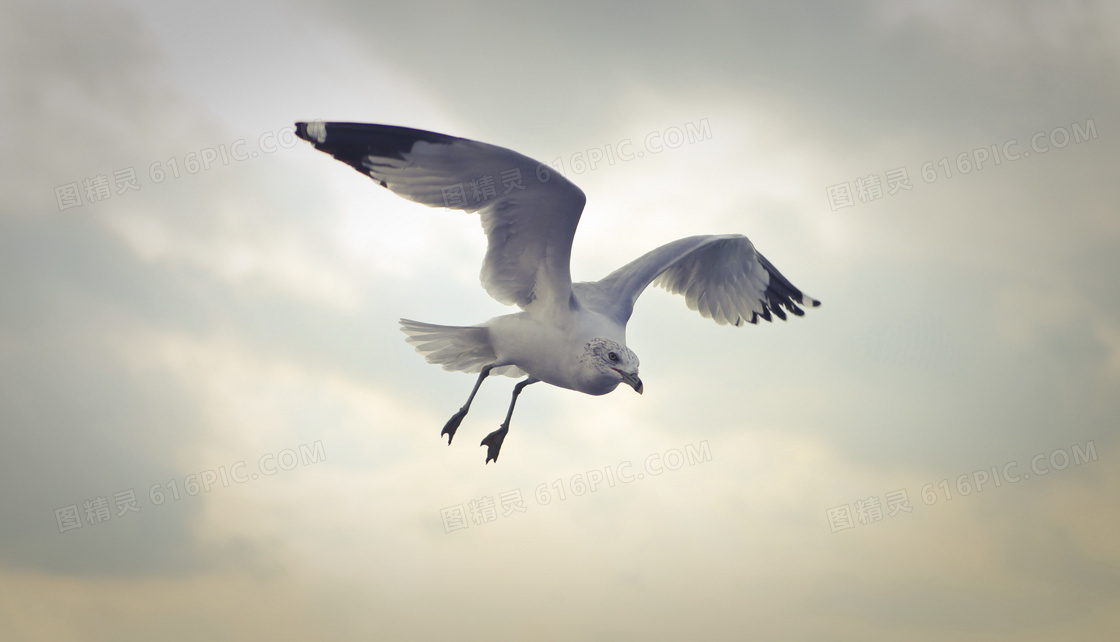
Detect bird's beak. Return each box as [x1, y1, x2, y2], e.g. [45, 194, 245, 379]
[614, 369, 644, 395]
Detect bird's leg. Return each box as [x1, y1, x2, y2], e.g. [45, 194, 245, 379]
[442, 365, 493, 445]
[481, 377, 537, 464]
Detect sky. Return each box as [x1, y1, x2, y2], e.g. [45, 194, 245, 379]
[1, 0, 1118, 639]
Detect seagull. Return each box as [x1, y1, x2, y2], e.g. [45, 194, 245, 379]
[295, 121, 820, 463]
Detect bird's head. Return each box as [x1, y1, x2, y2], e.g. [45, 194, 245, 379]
[579, 338, 642, 395]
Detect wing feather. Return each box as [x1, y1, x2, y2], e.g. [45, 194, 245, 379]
[579, 234, 819, 326]
[297, 122, 585, 313]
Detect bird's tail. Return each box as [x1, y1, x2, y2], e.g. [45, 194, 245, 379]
[398, 319, 524, 377]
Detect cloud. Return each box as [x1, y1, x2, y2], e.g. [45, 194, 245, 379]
[2, 0, 1119, 638]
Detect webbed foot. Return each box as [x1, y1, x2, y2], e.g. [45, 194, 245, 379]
[480, 425, 509, 464]
[441, 408, 467, 444]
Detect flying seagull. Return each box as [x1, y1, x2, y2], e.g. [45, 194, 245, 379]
[295, 121, 820, 463]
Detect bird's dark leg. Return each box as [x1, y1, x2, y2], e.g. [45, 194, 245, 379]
[481, 377, 538, 464]
[442, 365, 493, 445]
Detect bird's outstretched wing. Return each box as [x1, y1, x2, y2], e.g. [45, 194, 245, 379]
[578, 234, 820, 326]
[295, 122, 586, 312]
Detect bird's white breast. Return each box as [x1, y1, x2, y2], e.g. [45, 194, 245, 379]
[486, 309, 626, 394]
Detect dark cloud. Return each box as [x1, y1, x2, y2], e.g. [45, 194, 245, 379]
[310, 0, 1119, 151]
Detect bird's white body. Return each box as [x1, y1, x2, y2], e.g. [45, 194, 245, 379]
[296, 121, 819, 462]
[488, 305, 627, 396]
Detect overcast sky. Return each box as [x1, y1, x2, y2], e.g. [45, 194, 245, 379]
[2, 0, 1119, 639]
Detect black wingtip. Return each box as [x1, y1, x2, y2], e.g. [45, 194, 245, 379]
[294, 120, 330, 146]
[800, 293, 822, 308]
[769, 295, 788, 321]
[292, 122, 462, 183]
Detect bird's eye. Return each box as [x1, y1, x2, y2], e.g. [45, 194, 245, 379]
[608, 351, 618, 362]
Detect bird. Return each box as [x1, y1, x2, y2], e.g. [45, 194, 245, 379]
[295, 121, 820, 464]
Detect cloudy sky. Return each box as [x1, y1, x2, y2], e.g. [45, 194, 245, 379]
[2, 0, 1119, 639]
